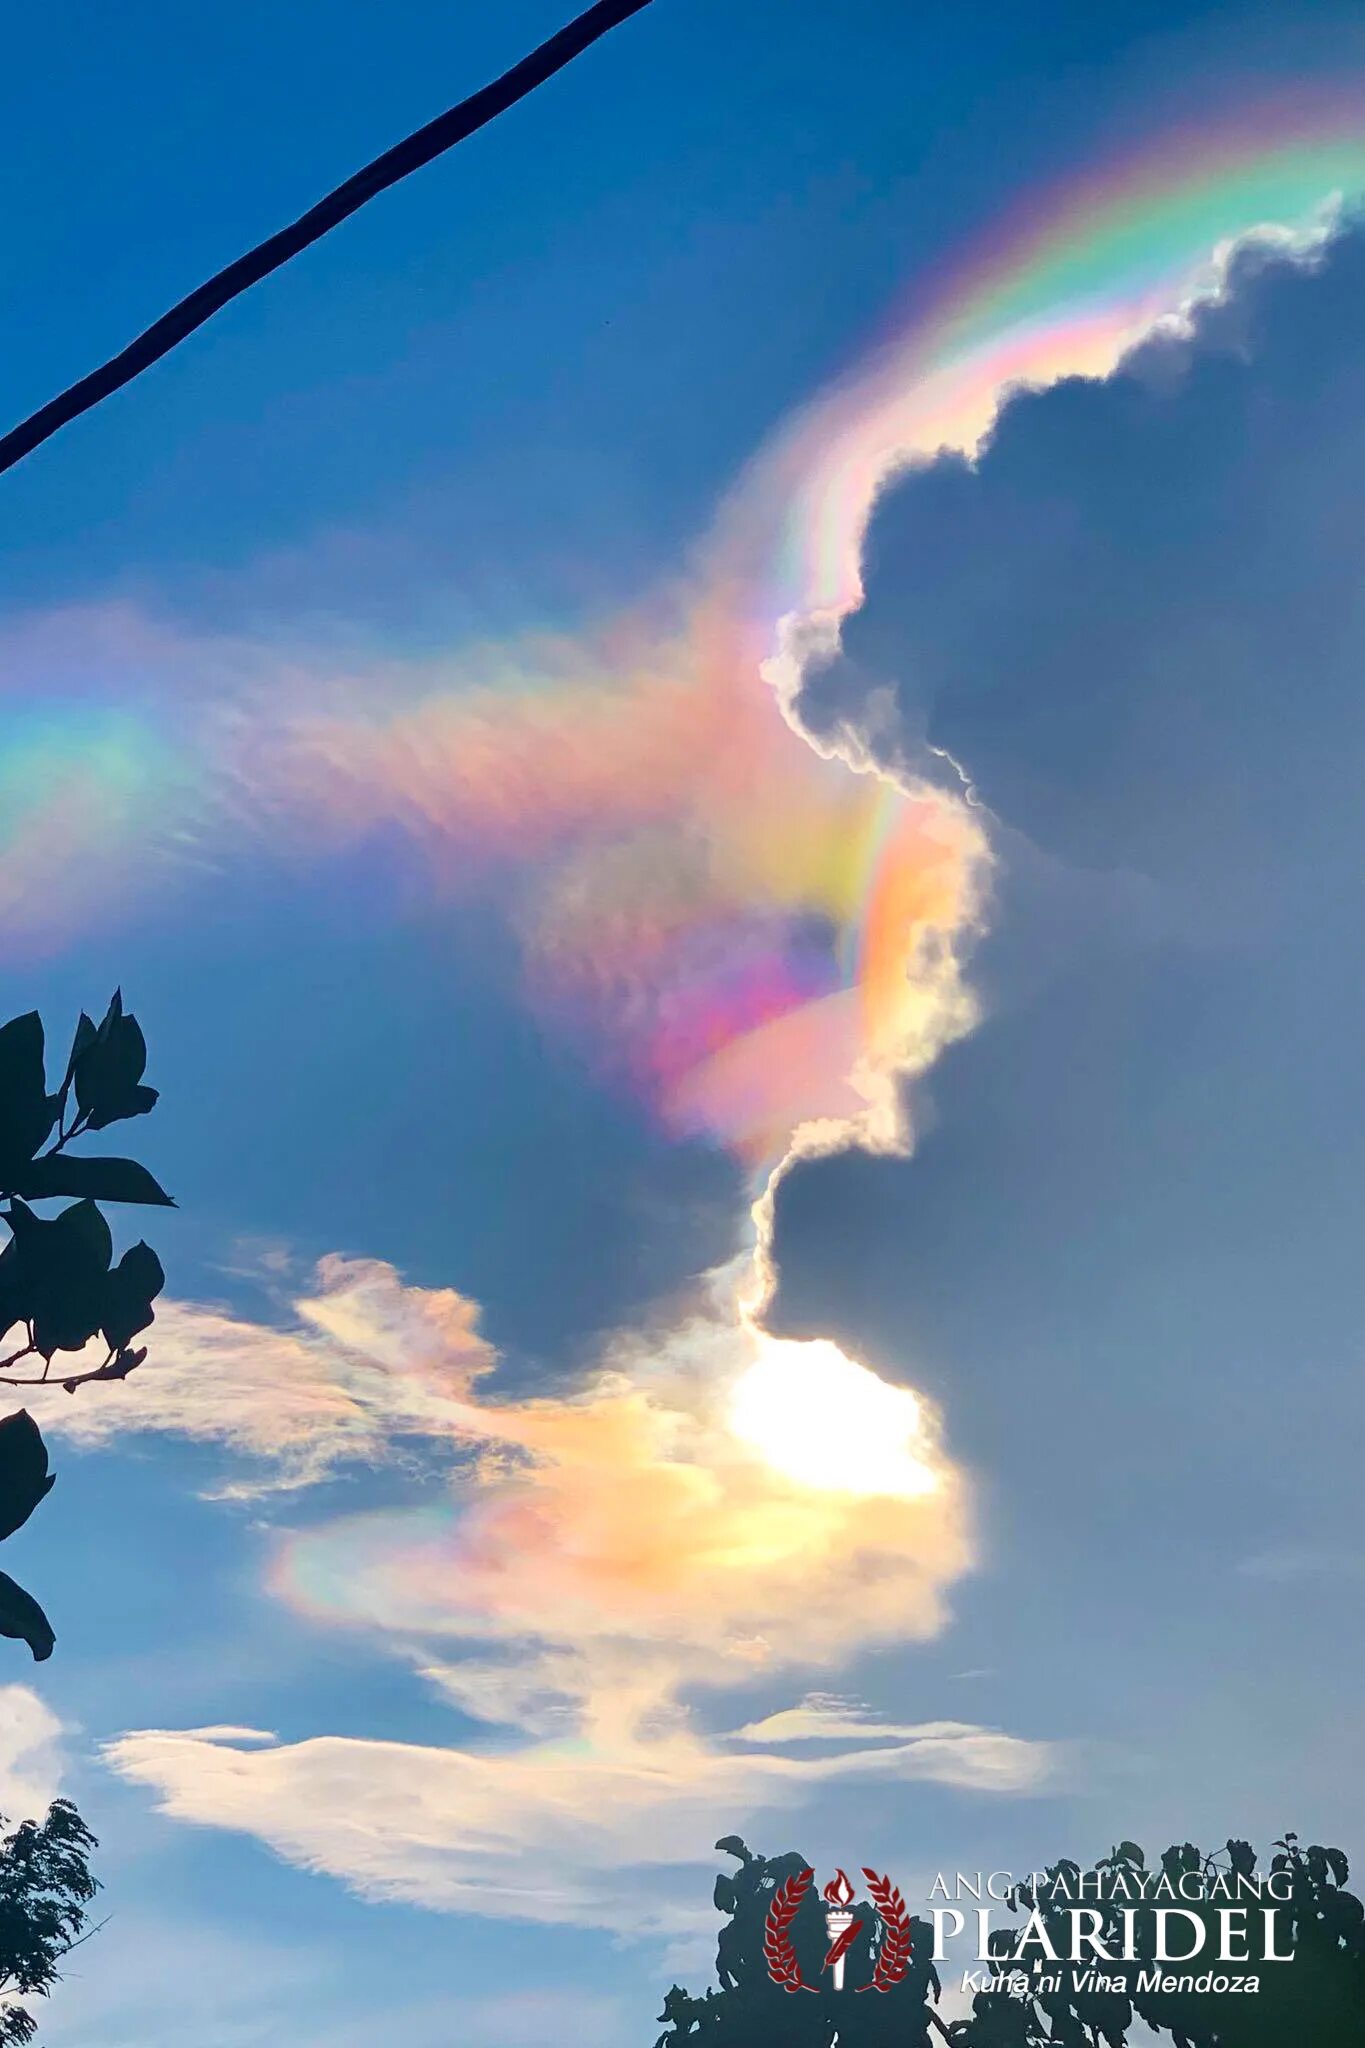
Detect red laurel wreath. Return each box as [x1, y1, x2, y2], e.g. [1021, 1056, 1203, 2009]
[763, 1868, 818, 1992]
[858, 1867, 912, 1991]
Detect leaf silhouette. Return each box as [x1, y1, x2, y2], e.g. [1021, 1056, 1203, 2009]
[71, 992, 159, 1132]
[6, 1199, 114, 1358]
[100, 1243, 165, 1351]
[12, 1155, 174, 1207]
[0, 1015, 58, 1178]
[0, 1569, 54, 1661]
[0, 1412, 55, 1542]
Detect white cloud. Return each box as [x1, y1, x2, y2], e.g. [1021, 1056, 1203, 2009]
[58, 1253, 1053, 1930]
[729, 1692, 1026, 1762]
[30, 1255, 493, 1492]
[103, 1711, 1052, 1934]
[0, 1684, 65, 1819]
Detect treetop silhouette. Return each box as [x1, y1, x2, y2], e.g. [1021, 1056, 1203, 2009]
[0, 1799, 99, 2046]
[652, 1830, 1365, 2046]
[0, 994, 170, 1659]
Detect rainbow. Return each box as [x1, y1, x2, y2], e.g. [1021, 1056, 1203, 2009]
[6, 87, 1364, 1161]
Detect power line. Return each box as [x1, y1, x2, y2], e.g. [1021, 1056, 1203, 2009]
[0, 0, 655, 482]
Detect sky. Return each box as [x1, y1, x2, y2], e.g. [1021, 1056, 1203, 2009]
[3, 2, 1365, 2042]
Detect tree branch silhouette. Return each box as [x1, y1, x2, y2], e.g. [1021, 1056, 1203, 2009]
[1, 994, 172, 1662]
[0, 0, 655, 482]
[660, 1832, 1365, 2047]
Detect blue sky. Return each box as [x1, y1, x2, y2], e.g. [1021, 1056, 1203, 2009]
[3, 4, 1365, 2043]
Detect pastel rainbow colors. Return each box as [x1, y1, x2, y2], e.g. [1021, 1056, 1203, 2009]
[5, 88, 1364, 1164]
[660, 87, 1365, 1154]
[745, 92, 1365, 638]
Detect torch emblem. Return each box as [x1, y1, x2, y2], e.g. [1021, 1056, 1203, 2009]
[821, 1869, 861, 1989]
[762, 1864, 913, 1994]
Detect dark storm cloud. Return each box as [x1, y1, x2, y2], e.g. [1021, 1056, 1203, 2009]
[799, 221, 1365, 911]
[766, 221, 1365, 1602]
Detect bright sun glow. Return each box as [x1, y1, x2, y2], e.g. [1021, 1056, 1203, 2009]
[728, 1333, 938, 1498]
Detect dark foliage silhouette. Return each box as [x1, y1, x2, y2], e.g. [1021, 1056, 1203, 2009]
[655, 1836, 940, 2046]
[0, 1799, 99, 2045]
[0, 0, 654, 483]
[653, 1832, 1365, 2046]
[0, 995, 170, 1659]
[952, 1833, 1365, 2048]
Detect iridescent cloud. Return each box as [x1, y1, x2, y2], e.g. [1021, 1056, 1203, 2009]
[38, 84, 1365, 1929]
[84, 1253, 1011, 1929]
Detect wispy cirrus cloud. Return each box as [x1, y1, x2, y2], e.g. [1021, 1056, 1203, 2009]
[0, 1686, 65, 1819]
[104, 1706, 1052, 1933]
[31, 1254, 493, 1493]
[729, 1692, 1026, 1761]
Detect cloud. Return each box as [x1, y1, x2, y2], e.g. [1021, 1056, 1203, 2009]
[28, 1250, 972, 1688]
[257, 1275, 976, 1740]
[79, 1253, 1051, 1928]
[31, 1254, 494, 1492]
[730, 1692, 1004, 1746]
[73, 204, 1363, 1971]
[751, 217, 1365, 1774]
[795, 221, 1365, 915]
[764, 222, 1365, 1355]
[0, 1685, 65, 1818]
[104, 1708, 1051, 1933]
[0, 595, 984, 1167]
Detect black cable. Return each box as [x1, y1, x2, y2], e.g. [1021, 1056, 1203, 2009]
[0, 0, 654, 481]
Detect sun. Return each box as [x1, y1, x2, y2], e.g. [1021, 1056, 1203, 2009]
[727, 1331, 939, 1499]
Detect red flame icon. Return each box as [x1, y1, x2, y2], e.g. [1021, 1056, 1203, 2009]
[822, 1868, 855, 1906]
